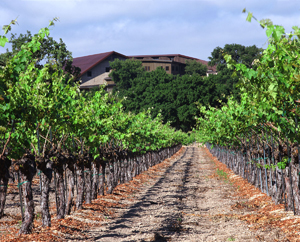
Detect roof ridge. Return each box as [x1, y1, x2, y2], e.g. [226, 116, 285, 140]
[73, 51, 113, 60]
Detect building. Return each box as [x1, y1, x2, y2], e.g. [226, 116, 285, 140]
[72, 52, 217, 91]
[128, 54, 217, 76]
[72, 51, 128, 91]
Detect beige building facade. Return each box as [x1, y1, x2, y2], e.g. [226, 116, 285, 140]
[129, 54, 217, 76]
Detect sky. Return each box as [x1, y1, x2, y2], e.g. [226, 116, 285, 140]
[0, 0, 300, 61]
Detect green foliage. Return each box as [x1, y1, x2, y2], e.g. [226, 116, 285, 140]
[110, 56, 239, 131]
[216, 169, 228, 181]
[277, 157, 289, 170]
[111, 64, 216, 131]
[185, 59, 207, 76]
[196, 12, 300, 169]
[110, 58, 145, 94]
[206, 43, 262, 105]
[109, 48, 263, 131]
[0, 20, 190, 162]
[0, 29, 80, 78]
[208, 43, 262, 69]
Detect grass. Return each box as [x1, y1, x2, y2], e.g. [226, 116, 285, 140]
[227, 237, 235, 241]
[35, 212, 42, 220]
[216, 169, 229, 181]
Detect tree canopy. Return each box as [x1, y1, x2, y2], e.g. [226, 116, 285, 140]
[109, 44, 262, 131]
[206, 43, 263, 104]
[208, 43, 263, 70]
[0, 30, 80, 78]
[110, 58, 145, 95]
[110, 61, 218, 131]
[185, 59, 208, 76]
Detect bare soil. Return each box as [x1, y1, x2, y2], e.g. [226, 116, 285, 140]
[0, 145, 294, 241]
[87, 145, 288, 241]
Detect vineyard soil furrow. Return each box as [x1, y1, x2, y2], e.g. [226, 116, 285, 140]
[83, 145, 286, 242]
[0, 146, 291, 241]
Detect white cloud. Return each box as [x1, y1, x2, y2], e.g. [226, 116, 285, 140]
[0, 0, 300, 61]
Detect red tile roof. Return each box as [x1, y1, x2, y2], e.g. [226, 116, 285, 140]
[72, 51, 128, 77]
[72, 52, 217, 76]
[129, 54, 194, 59]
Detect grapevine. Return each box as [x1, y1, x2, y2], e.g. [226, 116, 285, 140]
[0, 19, 191, 233]
[196, 11, 300, 215]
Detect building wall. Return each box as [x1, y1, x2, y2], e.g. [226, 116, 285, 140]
[142, 62, 172, 74]
[130, 54, 217, 75]
[132, 55, 189, 76]
[80, 54, 127, 84]
[141, 61, 185, 75]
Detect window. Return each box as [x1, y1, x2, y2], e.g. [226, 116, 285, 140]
[87, 71, 92, 77]
[172, 66, 174, 71]
[106, 67, 111, 72]
[176, 66, 178, 71]
[166, 66, 169, 71]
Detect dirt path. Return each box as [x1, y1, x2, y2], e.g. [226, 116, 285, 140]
[84, 145, 286, 242]
[1, 145, 290, 241]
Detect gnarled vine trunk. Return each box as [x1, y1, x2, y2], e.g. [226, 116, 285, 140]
[75, 159, 84, 210]
[18, 154, 36, 235]
[91, 162, 99, 200]
[84, 161, 92, 204]
[37, 157, 53, 227]
[106, 161, 113, 194]
[55, 168, 65, 219]
[0, 157, 11, 218]
[65, 163, 75, 215]
[53, 154, 66, 219]
[98, 161, 105, 196]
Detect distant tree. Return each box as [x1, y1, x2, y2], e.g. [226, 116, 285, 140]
[115, 65, 218, 131]
[208, 43, 262, 70]
[203, 68, 239, 107]
[122, 67, 174, 120]
[185, 59, 208, 76]
[206, 44, 263, 104]
[0, 31, 80, 78]
[109, 58, 145, 95]
[110, 48, 264, 131]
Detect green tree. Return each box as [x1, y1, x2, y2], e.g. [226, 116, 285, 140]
[204, 44, 262, 105]
[204, 66, 240, 107]
[208, 43, 262, 70]
[0, 30, 80, 77]
[185, 59, 208, 76]
[114, 66, 217, 131]
[110, 58, 145, 94]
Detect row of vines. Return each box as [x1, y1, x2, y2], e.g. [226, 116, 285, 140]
[197, 12, 300, 215]
[0, 19, 192, 234]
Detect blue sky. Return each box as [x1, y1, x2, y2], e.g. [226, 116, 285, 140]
[1, 0, 299, 61]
